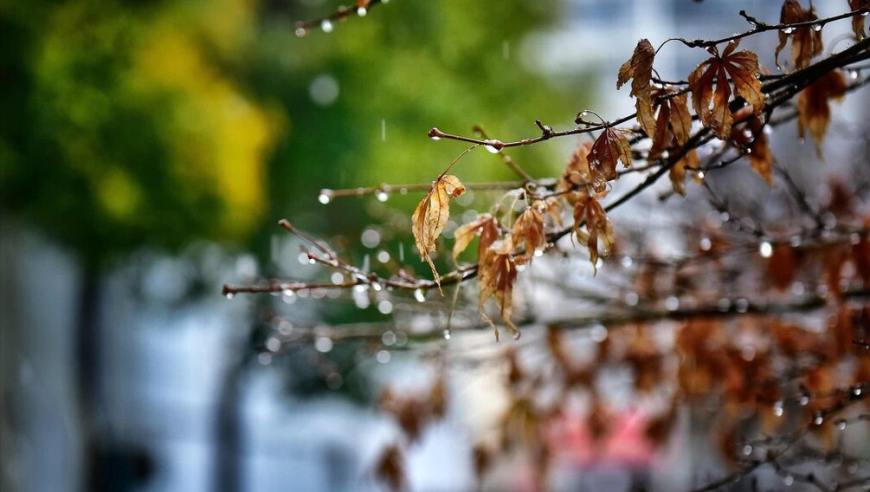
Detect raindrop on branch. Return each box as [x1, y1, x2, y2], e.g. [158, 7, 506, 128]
[414, 288, 426, 303]
[759, 240, 773, 258]
[781, 26, 795, 34]
[483, 139, 504, 154]
[443, 329, 452, 340]
[376, 190, 389, 202]
[357, 7, 367, 16]
[318, 190, 333, 204]
[321, 19, 333, 33]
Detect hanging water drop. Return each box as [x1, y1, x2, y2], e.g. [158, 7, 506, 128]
[483, 139, 504, 154]
[295, 27, 307, 38]
[853, 387, 862, 396]
[742, 444, 753, 456]
[376, 190, 389, 202]
[428, 128, 442, 140]
[225, 292, 235, 299]
[414, 288, 426, 303]
[783, 474, 794, 486]
[781, 26, 795, 34]
[759, 240, 773, 258]
[443, 329, 452, 340]
[811, 23, 822, 32]
[318, 190, 333, 204]
[357, 7, 367, 16]
[321, 19, 333, 33]
[800, 394, 810, 406]
[696, 170, 705, 179]
[814, 412, 824, 425]
[773, 400, 784, 417]
[849, 69, 859, 80]
[836, 419, 847, 430]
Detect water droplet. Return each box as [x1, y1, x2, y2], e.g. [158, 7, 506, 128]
[814, 413, 824, 425]
[783, 474, 794, 486]
[414, 288, 426, 303]
[318, 190, 333, 204]
[759, 240, 773, 258]
[665, 296, 679, 311]
[321, 19, 333, 33]
[836, 419, 847, 430]
[625, 292, 639, 306]
[258, 353, 272, 365]
[225, 292, 235, 299]
[377, 250, 390, 263]
[376, 190, 389, 202]
[266, 337, 281, 352]
[781, 26, 795, 34]
[371, 282, 382, 292]
[295, 27, 307, 37]
[381, 330, 396, 346]
[483, 139, 504, 153]
[620, 256, 633, 267]
[735, 298, 749, 313]
[590, 325, 608, 343]
[853, 387, 863, 396]
[443, 329, 452, 340]
[700, 237, 712, 251]
[800, 395, 810, 406]
[315, 336, 333, 353]
[331, 272, 344, 284]
[811, 23, 822, 32]
[308, 256, 317, 265]
[361, 228, 381, 248]
[376, 349, 391, 364]
[773, 400, 784, 417]
[357, 7, 367, 16]
[743, 444, 753, 455]
[534, 248, 544, 257]
[696, 170, 706, 179]
[428, 128, 442, 140]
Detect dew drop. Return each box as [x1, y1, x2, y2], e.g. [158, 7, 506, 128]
[428, 128, 442, 140]
[483, 139, 504, 153]
[225, 292, 235, 299]
[814, 412, 824, 425]
[696, 170, 706, 179]
[848, 69, 860, 80]
[836, 419, 847, 431]
[811, 23, 822, 32]
[318, 190, 333, 204]
[371, 281, 382, 292]
[700, 237, 712, 251]
[800, 395, 810, 406]
[534, 248, 544, 257]
[376, 190, 389, 202]
[308, 256, 317, 265]
[853, 387, 863, 396]
[781, 26, 795, 34]
[743, 444, 753, 456]
[357, 7, 367, 16]
[414, 288, 426, 303]
[321, 19, 333, 33]
[773, 400, 784, 417]
[443, 329, 452, 340]
[759, 240, 773, 258]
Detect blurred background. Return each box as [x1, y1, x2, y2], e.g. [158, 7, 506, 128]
[1, 0, 866, 491]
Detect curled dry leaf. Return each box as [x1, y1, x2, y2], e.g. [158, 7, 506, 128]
[731, 112, 774, 184]
[411, 174, 466, 288]
[850, 0, 869, 40]
[668, 148, 700, 196]
[556, 142, 593, 200]
[776, 0, 824, 69]
[452, 213, 500, 262]
[479, 239, 520, 340]
[617, 38, 657, 136]
[649, 90, 693, 159]
[573, 192, 615, 274]
[510, 205, 546, 264]
[797, 69, 848, 155]
[587, 126, 633, 192]
[374, 445, 406, 492]
[688, 40, 764, 139]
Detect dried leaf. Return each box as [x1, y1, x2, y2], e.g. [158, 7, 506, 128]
[479, 239, 520, 340]
[573, 193, 615, 274]
[510, 205, 546, 264]
[649, 90, 693, 158]
[411, 174, 466, 287]
[669, 148, 699, 196]
[375, 445, 406, 492]
[797, 69, 848, 154]
[775, 0, 824, 69]
[617, 39, 657, 136]
[556, 142, 593, 197]
[587, 127, 633, 192]
[850, 0, 868, 40]
[452, 213, 499, 261]
[767, 243, 796, 290]
[688, 40, 764, 139]
[732, 114, 774, 184]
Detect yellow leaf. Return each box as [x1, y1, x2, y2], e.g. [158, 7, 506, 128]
[411, 174, 466, 288]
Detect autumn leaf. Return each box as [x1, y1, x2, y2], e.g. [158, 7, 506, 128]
[587, 127, 633, 192]
[617, 39, 657, 137]
[573, 192, 615, 274]
[775, 0, 824, 69]
[452, 213, 500, 262]
[797, 69, 848, 154]
[731, 113, 774, 184]
[510, 205, 546, 264]
[411, 174, 466, 287]
[479, 239, 520, 340]
[850, 0, 868, 40]
[649, 90, 693, 159]
[375, 445, 406, 492]
[688, 40, 764, 139]
[668, 148, 699, 196]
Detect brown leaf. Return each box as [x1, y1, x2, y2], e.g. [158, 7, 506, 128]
[452, 213, 499, 262]
[411, 174, 466, 287]
[649, 90, 693, 159]
[375, 445, 406, 492]
[617, 39, 657, 136]
[775, 0, 824, 69]
[767, 243, 796, 290]
[797, 69, 848, 154]
[853, 232, 870, 285]
[669, 148, 699, 196]
[573, 192, 615, 274]
[732, 115, 774, 184]
[479, 239, 520, 340]
[688, 40, 764, 139]
[556, 142, 593, 198]
[587, 127, 633, 192]
[511, 205, 546, 264]
[850, 0, 868, 40]
[472, 444, 493, 482]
